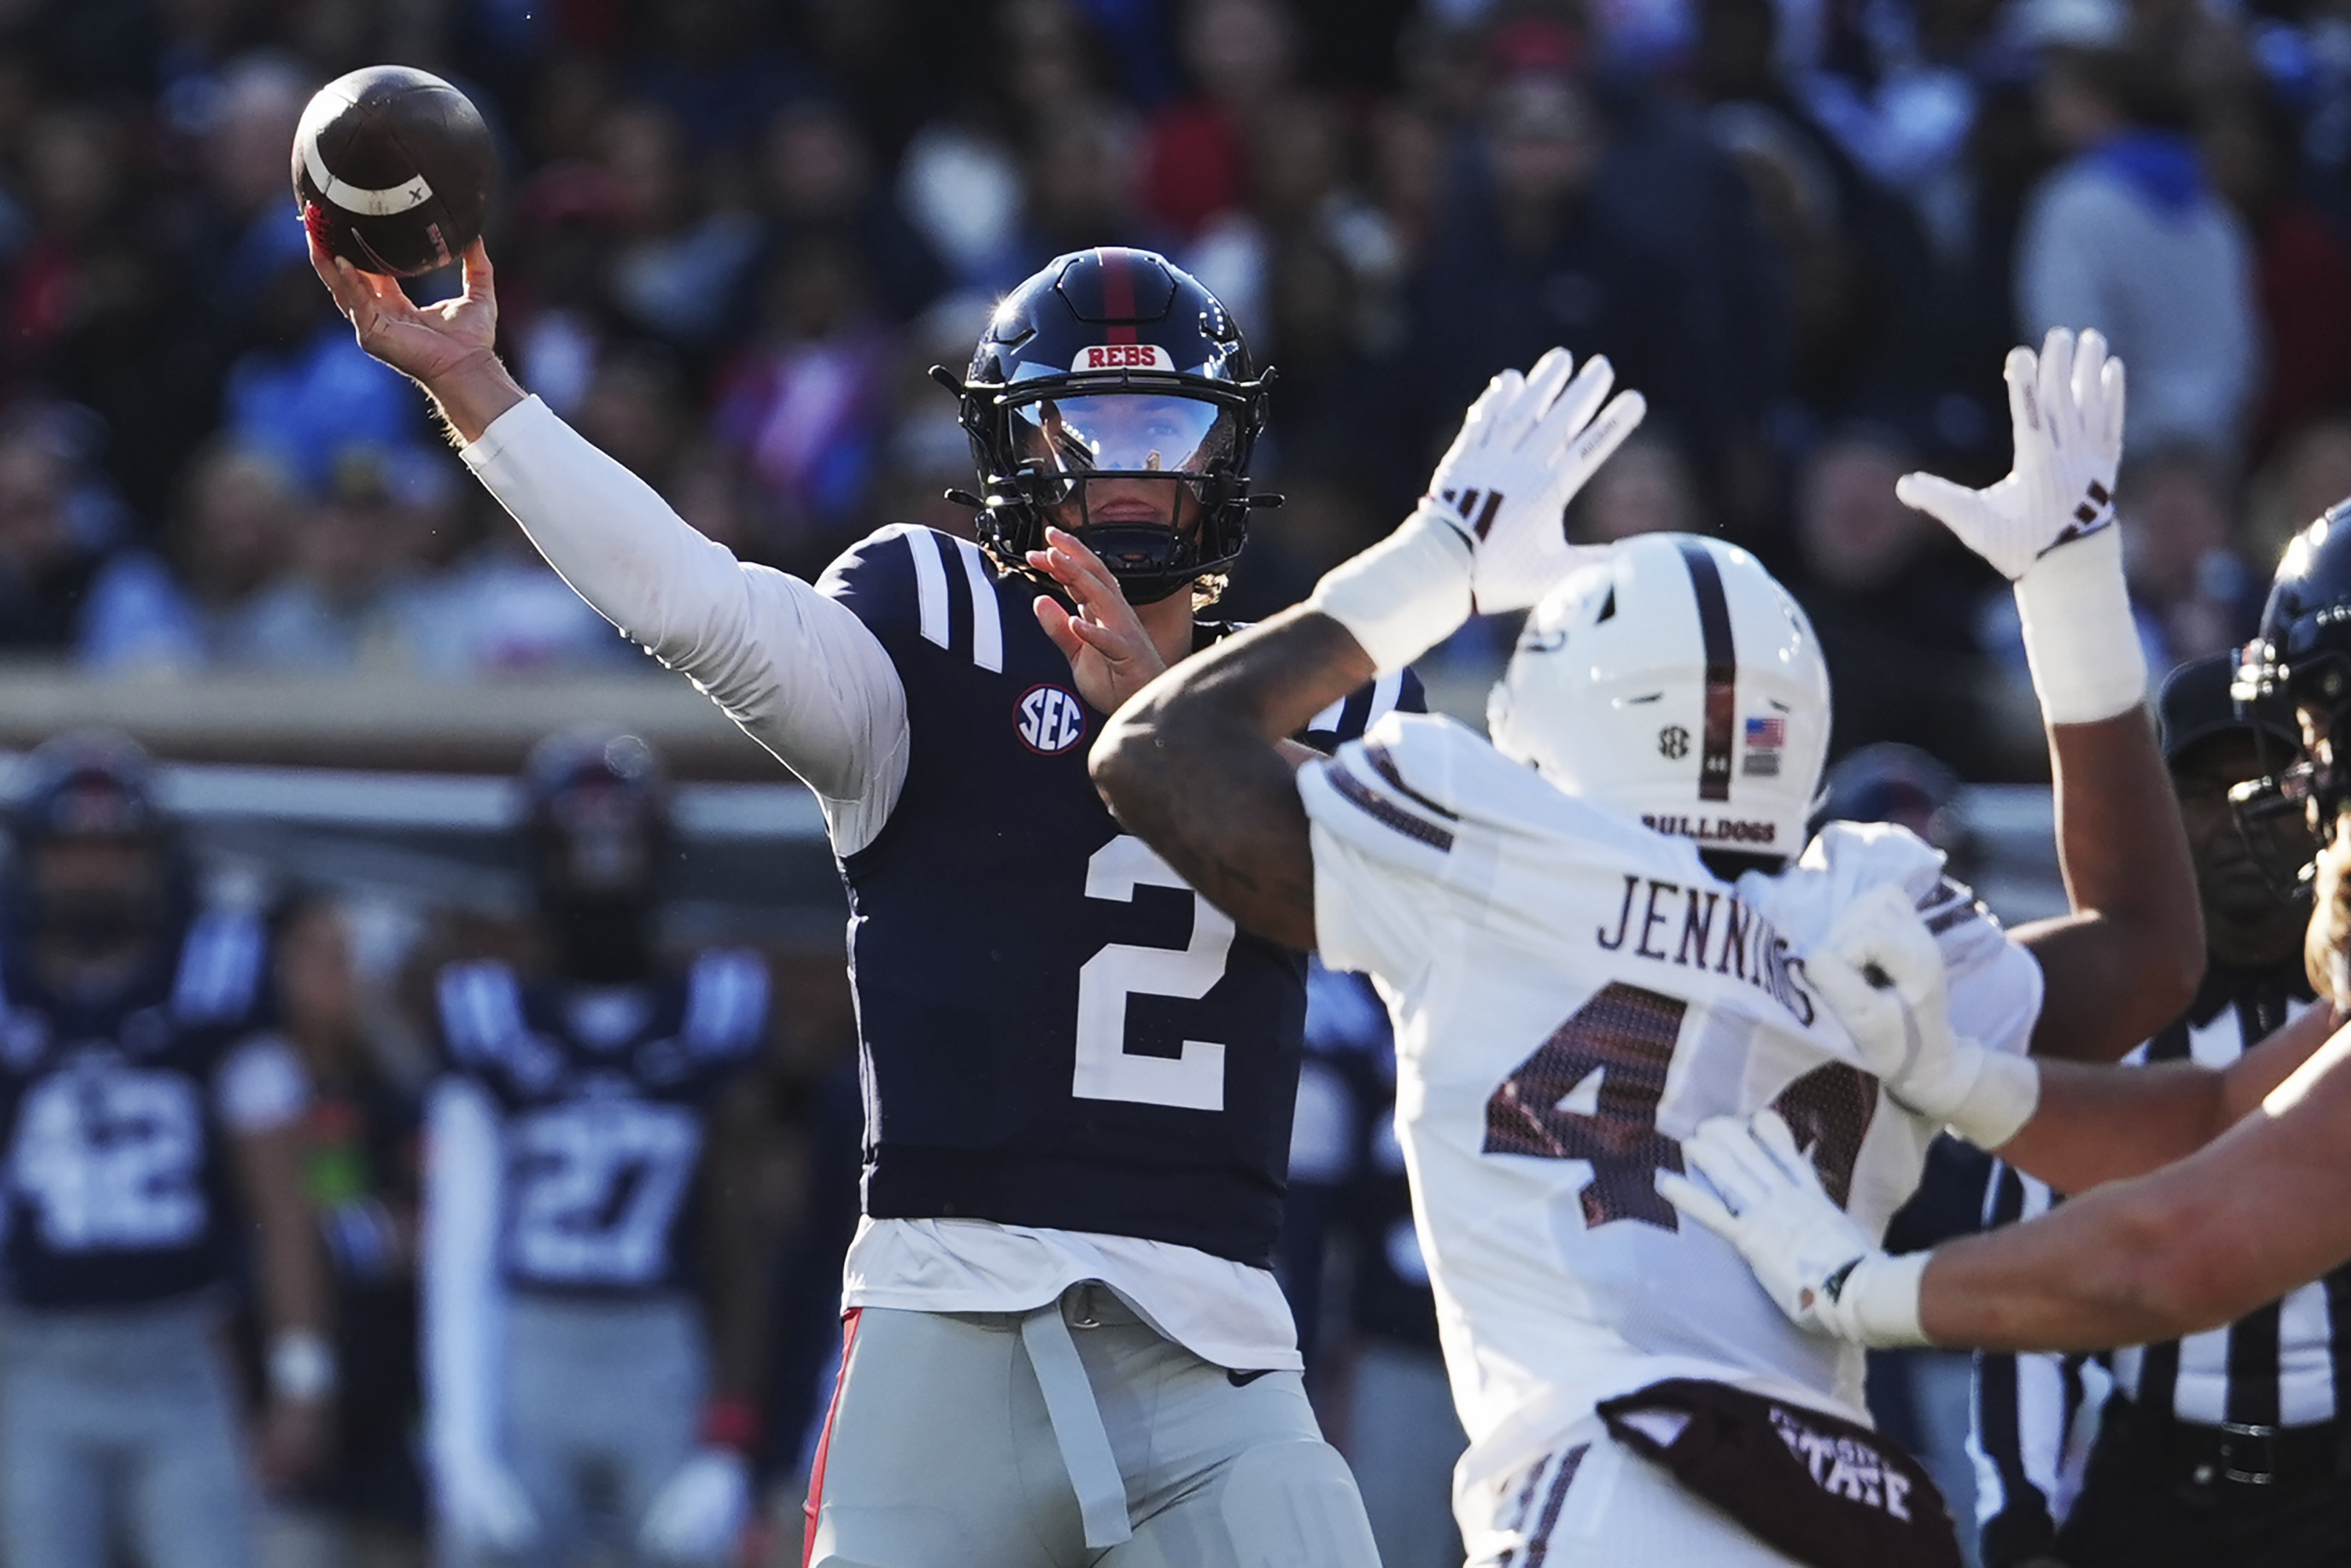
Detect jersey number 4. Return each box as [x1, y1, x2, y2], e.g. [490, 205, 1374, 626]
[1483, 982, 1877, 1231]
[1073, 835, 1235, 1112]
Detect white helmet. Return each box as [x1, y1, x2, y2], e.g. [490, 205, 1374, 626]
[1487, 533, 1831, 857]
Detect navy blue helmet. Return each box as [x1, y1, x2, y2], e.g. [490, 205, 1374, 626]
[941, 248, 1277, 605]
[2234, 501, 2351, 844]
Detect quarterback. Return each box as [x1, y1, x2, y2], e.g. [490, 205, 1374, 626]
[312, 236, 1411, 1566]
[1092, 331, 2200, 1566]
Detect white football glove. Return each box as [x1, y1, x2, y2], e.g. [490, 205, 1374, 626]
[1804, 883, 2039, 1150]
[1658, 1110, 1930, 1347]
[436, 1454, 542, 1557]
[1893, 327, 2122, 581]
[1893, 328, 2144, 725]
[638, 1445, 752, 1566]
[1422, 346, 1648, 613]
[1307, 347, 1645, 671]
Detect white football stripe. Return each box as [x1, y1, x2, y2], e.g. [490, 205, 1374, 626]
[302, 133, 435, 217]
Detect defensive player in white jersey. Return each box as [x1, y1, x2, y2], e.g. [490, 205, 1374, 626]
[1092, 331, 2201, 1566]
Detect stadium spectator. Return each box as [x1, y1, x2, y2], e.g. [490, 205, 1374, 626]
[2016, 30, 2259, 457]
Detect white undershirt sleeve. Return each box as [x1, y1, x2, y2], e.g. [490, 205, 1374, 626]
[214, 1034, 310, 1134]
[422, 1077, 507, 1475]
[460, 395, 911, 849]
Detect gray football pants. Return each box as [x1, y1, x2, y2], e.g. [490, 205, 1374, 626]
[0, 1295, 256, 1568]
[804, 1284, 1383, 1568]
[447, 1291, 705, 1568]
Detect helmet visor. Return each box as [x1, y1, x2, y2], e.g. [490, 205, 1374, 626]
[1008, 393, 1238, 480]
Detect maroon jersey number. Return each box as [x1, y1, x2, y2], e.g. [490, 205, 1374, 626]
[1484, 984, 1882, 1231]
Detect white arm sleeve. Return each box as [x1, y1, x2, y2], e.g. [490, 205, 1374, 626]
[461, 396, 911, 849]
[423, 1077, 506, 1473]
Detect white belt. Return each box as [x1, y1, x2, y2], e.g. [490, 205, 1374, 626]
[1018, 1286, 1134, 1548]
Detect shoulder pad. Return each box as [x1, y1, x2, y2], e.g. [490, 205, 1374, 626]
[683, 948, 769, 1061]
[171, 908, 268, 1024]
[817, 523, 1009, 675]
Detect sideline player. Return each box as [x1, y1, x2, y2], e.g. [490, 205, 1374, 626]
[1091, 331, 2201, 1565]
[423, 731, 775, 1568]
[311, 236, 1406, 1565]
[1662, 498, 2351, 1370]
[0, 731, 331, 1568]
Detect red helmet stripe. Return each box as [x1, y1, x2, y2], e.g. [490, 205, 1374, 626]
[1098, 247, 1139, 344]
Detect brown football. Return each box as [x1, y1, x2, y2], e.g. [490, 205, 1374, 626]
[292, 64, 493, 278]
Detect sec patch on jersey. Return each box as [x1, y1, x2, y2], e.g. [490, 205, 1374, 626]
[1016, 685, 1089, 754]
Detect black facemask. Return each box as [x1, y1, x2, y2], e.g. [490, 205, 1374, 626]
[545, 895, 655, 983]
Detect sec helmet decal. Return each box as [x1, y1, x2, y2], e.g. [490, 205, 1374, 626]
[1016, 685, 1089, 755]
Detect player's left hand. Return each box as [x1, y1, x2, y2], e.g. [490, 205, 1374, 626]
[1659, 1111, 1922, 1345]
[638, 1444, 752, 1566]
[1031, 525, 1169, 713]
[2307, 820, 2351, 1009]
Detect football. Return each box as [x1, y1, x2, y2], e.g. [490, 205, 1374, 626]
[291, 64, 493, 278]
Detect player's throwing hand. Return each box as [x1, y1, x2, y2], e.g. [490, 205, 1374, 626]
[308, 228, 499, 387]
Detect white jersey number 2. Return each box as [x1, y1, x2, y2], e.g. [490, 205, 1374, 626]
[1074, 835, 1236, 1111]
[13, 1067, 207, 1251]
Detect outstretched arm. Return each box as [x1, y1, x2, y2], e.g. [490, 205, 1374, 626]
[1895, 329, 2200, 1060]
[310, 238, 906, 831]
[1918, 1019, 2351, 1350]
[1094, 348, 1644, 950]
[1665, 1012, 2351, 1353]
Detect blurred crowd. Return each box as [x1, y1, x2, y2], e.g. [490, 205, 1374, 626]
[0, 0, 2347, 776]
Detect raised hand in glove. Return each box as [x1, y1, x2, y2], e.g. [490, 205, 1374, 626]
[1307, 347, 1645, 672]
[1894, 328, 2123, 581]
[1806, 883, 2039, 1150]
[1892, 328, 2143, 726]
[1421, 346, 1647, 613]
[1658, 1110, 1929, 1347]
[638, 1444, 752, 1566]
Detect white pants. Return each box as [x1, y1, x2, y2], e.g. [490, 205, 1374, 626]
[805, 1284, 1381, 1567]
[1462, 1418, 1808, 1568]
[0, 1295, 256, 1568]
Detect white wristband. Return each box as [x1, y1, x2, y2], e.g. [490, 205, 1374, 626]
[270, 1327, 339, 1403]
[1941, 1049, 2041, 1152]
[1305, 507, 1474, 673]
[2013, 528, 2147, 725]
[1826, 1251, 1933, 1347]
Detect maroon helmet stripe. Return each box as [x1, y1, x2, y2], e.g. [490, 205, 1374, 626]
[1674, 539, 1737, 803]
[1099, 248, 1138, 344]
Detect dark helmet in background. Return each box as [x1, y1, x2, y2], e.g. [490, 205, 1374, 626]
[942, 247, 1277, 605]
[2234, 500, 2351, 848]
[520, 729, 671, 911]
[7, 730, 177, 950]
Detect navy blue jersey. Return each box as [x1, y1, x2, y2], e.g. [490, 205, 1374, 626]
[436, 949, 767, 1295]
[816, 524, 1422, 1268]
[0, 909, 277, 1309]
